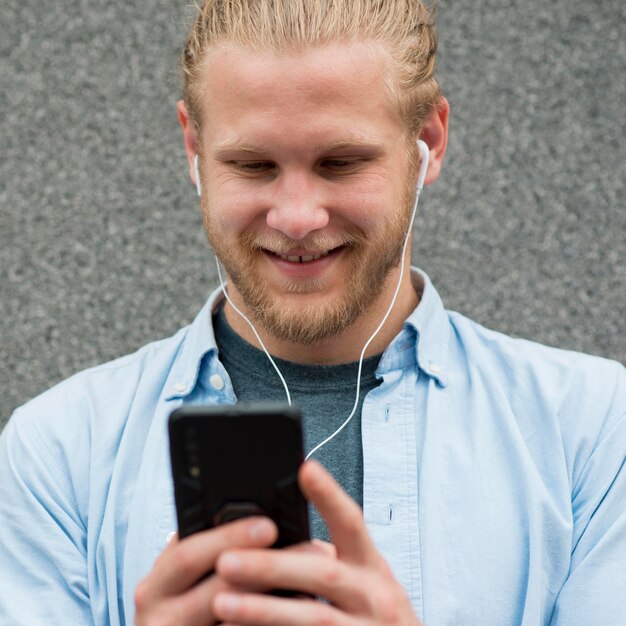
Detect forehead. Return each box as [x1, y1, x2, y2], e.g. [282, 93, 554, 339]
[196, 41, 405, 148]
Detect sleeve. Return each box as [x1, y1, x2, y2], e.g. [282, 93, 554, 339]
[0, 411, 93, 625]
[549, 409, 626, 625]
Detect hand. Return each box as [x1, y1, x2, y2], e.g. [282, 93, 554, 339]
[212, 460, 424, 626]
[134, 516, 278, 626]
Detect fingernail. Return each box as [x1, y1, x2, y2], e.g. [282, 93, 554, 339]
[215, 592, 240, 617]
[249, 518, 274, 541]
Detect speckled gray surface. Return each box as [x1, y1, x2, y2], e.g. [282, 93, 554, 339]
[1, 0, 625, 429]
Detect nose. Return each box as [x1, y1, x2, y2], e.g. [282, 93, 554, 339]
[265, 171, 330, 240]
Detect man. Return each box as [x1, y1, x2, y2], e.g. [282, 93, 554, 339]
[1, 1, 624, 624]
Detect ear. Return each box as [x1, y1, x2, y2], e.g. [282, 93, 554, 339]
[419, 96, 449, 187]
[177, 100, 200, 189]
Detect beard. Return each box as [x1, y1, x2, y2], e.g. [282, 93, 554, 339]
[202, 186, 416, 346]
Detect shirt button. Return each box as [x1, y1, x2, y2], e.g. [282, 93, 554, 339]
[210, 374, 225, 390]
[428, 363, 442, 375]
[173, 382, 187, 393]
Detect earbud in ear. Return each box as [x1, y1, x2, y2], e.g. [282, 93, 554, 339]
[415, 140, 430, 191]
[194, 154, 202, 197]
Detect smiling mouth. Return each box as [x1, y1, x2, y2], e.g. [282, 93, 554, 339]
[279, 252, 328, 263]
[265, 246, 346, 264]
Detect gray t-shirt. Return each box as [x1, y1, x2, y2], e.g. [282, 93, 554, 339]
[213, 303, 382, 541]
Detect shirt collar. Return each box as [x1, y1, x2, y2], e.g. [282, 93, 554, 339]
[402, 267, 450, 387]
[164, 266, 450, 399]
[164, 287, 225, 400]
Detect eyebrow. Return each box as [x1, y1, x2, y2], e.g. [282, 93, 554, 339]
[214, 139, 383, 157]
[214, 143, 266, 156]
[313, 140, 383, 155]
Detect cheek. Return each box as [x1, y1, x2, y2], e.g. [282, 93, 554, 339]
[206, 184, 265, 233]
[342, 185, 400, 232]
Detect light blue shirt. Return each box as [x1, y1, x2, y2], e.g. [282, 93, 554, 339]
[1, 269, 625, 625]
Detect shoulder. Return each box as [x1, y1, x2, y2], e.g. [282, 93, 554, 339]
[446, 310, 625, 402]
[12, 324, 191, 431]
[446, 311, 626, 475]
[2, 325, 192, 506]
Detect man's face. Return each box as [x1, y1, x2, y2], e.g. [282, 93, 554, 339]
[196, 42, 417, 345]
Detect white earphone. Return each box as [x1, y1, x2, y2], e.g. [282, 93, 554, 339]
[194, 154, 202, 196]
[202, 139, 429, 459]
[415, 139, 429, 190]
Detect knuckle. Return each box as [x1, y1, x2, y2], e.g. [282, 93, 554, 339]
[320, 560, 343, 587]
[374, 586, 404, 623]
[133, 578, 151, 613]
[321, 540, 338, 558]
[171, 541, 198, 572]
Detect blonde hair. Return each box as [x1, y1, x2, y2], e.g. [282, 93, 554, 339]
[180, 0, 440, 136]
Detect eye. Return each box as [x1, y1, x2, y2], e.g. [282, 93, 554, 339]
[231, 161, 275, 174]
[321, 158, 357, 169]
[319, 157, 367, 175]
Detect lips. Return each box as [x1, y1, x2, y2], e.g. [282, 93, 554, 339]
[278, 251, 330, 263]
[263, 246, 345, 264]
[260, 246, 347, 279]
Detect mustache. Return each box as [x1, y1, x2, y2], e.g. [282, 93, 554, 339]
[240, 229, 366, 255]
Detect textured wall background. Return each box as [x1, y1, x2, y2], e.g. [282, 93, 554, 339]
[1, 0, 625, 429]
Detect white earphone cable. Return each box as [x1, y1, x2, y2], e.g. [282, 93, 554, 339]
[215, 260, 292, 406]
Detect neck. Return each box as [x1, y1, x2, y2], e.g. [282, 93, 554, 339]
[222, 266, 420, 365]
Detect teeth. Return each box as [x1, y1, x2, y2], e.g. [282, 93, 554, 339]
[278, 251, 329, 263]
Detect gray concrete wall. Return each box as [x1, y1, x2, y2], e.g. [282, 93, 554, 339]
[1, 0, 625, 429]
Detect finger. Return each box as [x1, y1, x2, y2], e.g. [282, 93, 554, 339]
[213, 591, 354, 626]
[140, 533, 321, 620]
[310, 539, 337, 558]
[151, 574, 232, 626]
[299, 460, 378, 565]
[215, 548, 367, 612]
[143, 572, 266, 626]
[284, 539, 337, 558]
[144, 517, 277, 600]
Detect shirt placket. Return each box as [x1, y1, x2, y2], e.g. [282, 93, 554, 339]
[362, 365, 422, 614]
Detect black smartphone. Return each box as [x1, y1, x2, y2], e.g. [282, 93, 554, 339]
[169, 403, 310, 547]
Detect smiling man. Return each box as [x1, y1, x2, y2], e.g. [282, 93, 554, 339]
[1, 1, 625, 625]
[181, 38, 439, 361]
